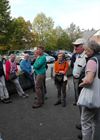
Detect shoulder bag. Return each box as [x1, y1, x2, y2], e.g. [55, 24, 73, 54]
[9, 72, 17, 80]
[77, 57, 100, 108]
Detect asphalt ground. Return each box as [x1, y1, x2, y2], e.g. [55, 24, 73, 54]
[0, 76, 82, 140]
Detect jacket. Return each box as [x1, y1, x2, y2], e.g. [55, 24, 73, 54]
[0, 61, 4, 76]
[5, 60, 18, 80]
[54, 60, 69, 75]
[33, 55, 46, 75]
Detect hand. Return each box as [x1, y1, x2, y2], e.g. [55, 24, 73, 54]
[79, 82, 84, 87]
[59, 71, 65, 74]
[74, 74, 79, 78]
[30, 72, 33, 75]
[16, 71, 19, 76]
[79, 78, 88, 87]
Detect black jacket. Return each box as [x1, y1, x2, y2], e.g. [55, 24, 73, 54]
[0, 61, 4, 76]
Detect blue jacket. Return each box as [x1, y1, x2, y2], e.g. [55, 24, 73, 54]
[20, 59, 32, 74]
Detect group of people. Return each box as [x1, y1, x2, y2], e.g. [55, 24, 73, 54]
[0, 53, 29, 103]
[0, 38, 100, 140]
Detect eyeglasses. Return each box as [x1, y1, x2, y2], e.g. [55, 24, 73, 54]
[74, 44, 83, 47]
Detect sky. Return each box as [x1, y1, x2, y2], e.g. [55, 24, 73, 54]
[8, 0, 100, 30]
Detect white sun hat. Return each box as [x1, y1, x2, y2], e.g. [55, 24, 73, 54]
[73, 38, 86, 45]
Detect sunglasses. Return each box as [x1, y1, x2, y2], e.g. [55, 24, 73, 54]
[74, 44, 83, 47]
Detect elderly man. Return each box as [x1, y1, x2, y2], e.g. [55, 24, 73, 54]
[20, 53, 35, 92]
[32, 45, 47, 108]
[72, 38, 87, 105]
[71, 38, 87, 139]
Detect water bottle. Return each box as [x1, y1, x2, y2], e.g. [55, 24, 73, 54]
[0, 133, 3, 140]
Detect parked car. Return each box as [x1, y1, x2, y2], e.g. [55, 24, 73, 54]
[1, 50, 24, 64]
[15, 52, 25, 64]
[59, 50, 72, 60]
[1, 50, 35, 64]
[15, 50, 35, 64]
[44, 52, 55, 63]
[50, 50, 72, 61]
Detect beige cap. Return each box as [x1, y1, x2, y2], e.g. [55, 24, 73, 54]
[73, 38, 86, 45]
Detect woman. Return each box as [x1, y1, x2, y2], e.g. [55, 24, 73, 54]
[79, 40, 100, 140]
[54, 52, 69, 107]
[5, 54, 28, 98]
[0, 58, 12, 103]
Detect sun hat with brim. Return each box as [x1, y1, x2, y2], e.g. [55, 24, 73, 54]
[73, 38, 86, 45]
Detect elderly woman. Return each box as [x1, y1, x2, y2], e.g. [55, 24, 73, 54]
[54, 52, 69, 107]
[5, 54, 28, 98]
[78, 40, 100, 140]
[20, 53, 35, 92]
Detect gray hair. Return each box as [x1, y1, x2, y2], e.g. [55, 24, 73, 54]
[10, 54, 16, 58]
[86, 40, 100, 53]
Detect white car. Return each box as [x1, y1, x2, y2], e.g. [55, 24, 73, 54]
[44, 52, 55, 63]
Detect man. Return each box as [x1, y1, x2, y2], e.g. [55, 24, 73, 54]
[32, 45, 46, 108]
[20, 53, 35, 92]
[71, 38, 87, 139]
[72, 38, 87, 105]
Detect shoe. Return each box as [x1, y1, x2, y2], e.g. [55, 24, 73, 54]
[62, 102, 66, 107]
[54, 101, 61, 105]
[77, 133, 82, 139]
[32, 103, 42, 109]
[76, 124, 81, 130]
[34, 96, 37, 100]
[1, 98, 12, 104]
[22, 94, 29, 98]
[25, 94, 29, 97]
[73, 102, 77, 106]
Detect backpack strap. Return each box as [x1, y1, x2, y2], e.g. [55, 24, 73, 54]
[91, 56, 100, 79]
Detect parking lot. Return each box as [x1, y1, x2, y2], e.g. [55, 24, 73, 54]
[0, 62, 81, 140]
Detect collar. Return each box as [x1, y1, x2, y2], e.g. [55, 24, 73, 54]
[79, 51, 87, 58]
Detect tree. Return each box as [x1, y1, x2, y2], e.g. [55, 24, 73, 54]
[65, 23, 82, 51]
[32, 13, 54, 48]
[57, 31, 72, 51]
[0, 0, 11, 48]
[66, 23, 82, 41]
[9, 17, 35, 50]
[52, 26, 72, 51]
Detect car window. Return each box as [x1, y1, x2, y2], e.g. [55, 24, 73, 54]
[24, 51, 34, 55]
[44, 52, 49, 56]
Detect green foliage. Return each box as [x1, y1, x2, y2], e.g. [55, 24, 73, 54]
[66, 22, 82, 42]
[32, 15, 82, 51]
[0, 2, 82, 52]
[57, 32, 72, 51]
[0, 0, 11, 47]
[8, 17, 35, 50]
[32, 13, 54, 47]
[0, 0, 11, 32]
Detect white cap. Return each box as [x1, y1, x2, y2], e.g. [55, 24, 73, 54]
[73, 38, 86, 45]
